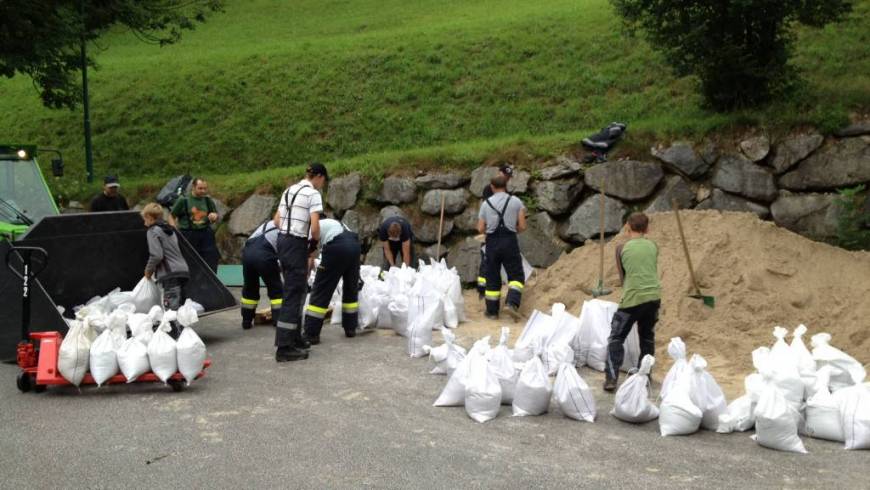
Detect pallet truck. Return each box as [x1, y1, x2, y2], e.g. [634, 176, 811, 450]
[8, 245, 210, 393]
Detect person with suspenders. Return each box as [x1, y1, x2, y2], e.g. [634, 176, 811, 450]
[169, 177, 221, 273]
[477, 175, 527, 320]
[477, 164, 513, 300]
[302, 218, 361, 344]
[239, 219, 283, 330]
[272, 163, 328, 362]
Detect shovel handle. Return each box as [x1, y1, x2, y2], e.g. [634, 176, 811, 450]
[672, 199, 702, 297]
[436, 192, 446, 260]
[598, 179, 606, 284]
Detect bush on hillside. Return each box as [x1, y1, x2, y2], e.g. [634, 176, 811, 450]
[835, 185, 870, 251]
[609, 0, 853, 110]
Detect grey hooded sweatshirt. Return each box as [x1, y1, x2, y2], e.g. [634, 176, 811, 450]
[145, 220, 190, 282]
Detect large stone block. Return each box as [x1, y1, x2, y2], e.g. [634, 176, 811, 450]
[695, 189, 770, 219]
[376, 177, 417, 204]
[448, 237, 483, 284]
[327, 173, 361, 213]
[770, 132, 824, 174]
[560, 194, 627, 244]
[645, 176, 695, 214]
[711, 154, 777, 202]
[585, 160, 664, 201]
[779, 137, 870, 191]
[421, 189, 468, 215]
[414, 173, 469, 190]
[539, 156, 582, 180]
[518, 212, 569, 268]
[532, 178, 583, 215]
[227, 194, 277, 236]
[771, 193, 840, 240]
[651, 141, 710, 178]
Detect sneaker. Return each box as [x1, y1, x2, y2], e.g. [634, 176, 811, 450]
[484, 312, 499, 320]
[276, 346, 309, 362]
[603, 377, 618, 392]
[504, 304, 522, 322]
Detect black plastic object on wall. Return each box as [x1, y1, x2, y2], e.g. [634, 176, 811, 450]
[1, 211, 237, 360]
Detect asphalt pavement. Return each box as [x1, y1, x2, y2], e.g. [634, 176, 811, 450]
[0, 289, 867, 489]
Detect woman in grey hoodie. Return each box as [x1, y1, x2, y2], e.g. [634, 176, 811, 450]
[141, 202, 190, 338]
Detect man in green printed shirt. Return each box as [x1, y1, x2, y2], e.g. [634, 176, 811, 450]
[604, 212, 661, 392]
[169, 178, 221, 273]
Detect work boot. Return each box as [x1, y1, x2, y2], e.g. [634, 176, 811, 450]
[242, 322, 253, 330]
[344, 327, 357, 338]
[603, 376, 618, 392]
[484, 312, 499, 321]
[504, 304, 522, 322]
[276, 345, 309, 362]
[296, 335, 312, 350]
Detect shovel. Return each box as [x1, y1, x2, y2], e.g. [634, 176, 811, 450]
[672, 200, 715, 308]
[591, 179, 612, 297]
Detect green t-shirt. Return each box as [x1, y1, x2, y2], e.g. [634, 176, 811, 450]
[619, 237, 661, 309]
[171, 195, 216, 230]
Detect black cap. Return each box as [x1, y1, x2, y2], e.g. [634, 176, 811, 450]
[104, 175, 120, 187]
[498, 164, 514, 177]
[306, 162, 329, 181]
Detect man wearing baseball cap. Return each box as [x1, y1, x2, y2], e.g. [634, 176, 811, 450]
[477, 163, 513, 299]
[271, 162, 329, 362]
[90, 175, 130, 212]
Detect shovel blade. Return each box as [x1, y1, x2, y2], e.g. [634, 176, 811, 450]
[690, 294, 715, 308]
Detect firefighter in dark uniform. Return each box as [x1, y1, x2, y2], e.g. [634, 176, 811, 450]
[239, 220, 283, 330]
[477, 175, 526, 320]
[477, 164, 513, 299]
[303, 218, 361, 343]
[272, 163, 328, 362]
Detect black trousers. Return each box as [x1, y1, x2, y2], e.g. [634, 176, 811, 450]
[159, 277, 187, 339]
[240, 237, 283, 326]
[484, 230, 525, 315]
[305, 232, 361, 337]
[182, 228, 220, 273]
[275, 234, 308, 347]
[605, 299, 660, 381]
[381, 239, 415, 271]
[477, 245, 487, 296]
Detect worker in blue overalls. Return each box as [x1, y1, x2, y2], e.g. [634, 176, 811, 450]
[240, 220, 283, 330]
[477, 175, 527, 320]
[302, 218, 361, 344]
[477, 164, 513, 299]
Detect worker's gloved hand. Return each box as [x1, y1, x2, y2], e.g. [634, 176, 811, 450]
[307, 239, 319, 254]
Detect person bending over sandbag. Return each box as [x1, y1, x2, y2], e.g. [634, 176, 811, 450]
[303, 218, 361, 344]
[378, 215, 415, 272]
[240, 220, 283, 330]
[477, 175, 526, 321]
[141, 203, 190, 339]
[604, 212, 661, 392]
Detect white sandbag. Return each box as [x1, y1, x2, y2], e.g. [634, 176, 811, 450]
[811, 333, 866, 392]
[89, 329, 120, 387]
[426, 329, 466, 375]
[464, 349, 503, 423]
[407, 315, 435, 359]
[129, 313, 154, 346]
[754, 345, 804, 409]
[553, 363, 596, 422]
[443, 296, 458, 329]
[717, 395, 756, 433]
[434, 338, 490, 407]
[183, 298, 205, 314]
[659, 337, 688, 401]
[838, 384, 870, 450]
[659, 372, 702, 437]
[611, 355, 659, 423]
[752, 362, 808, 454]
[513, 310, 554, 362]
[803, 366, 845, 442]
[790, 325, 816, 387]
[117, 337, 150, 382]
[546, 310, 581, 375]
[147, 322, 178, 384]
[177, 327, 207, 386]
[176, 303, 199, 328]
[388, 296, 409, 337]
[544, 343, 575, 377]
[130, 277, 162, 313]
[445, 272, 466, 323]
[107, 290, 134, 310]
[687, 354, 728, 431]
[147, 304, 164, 323]
[490, 328, 519, 405]
[512, 353, 552, 416]
[574, 299, 639, 372]
[58, 320, 92, 386]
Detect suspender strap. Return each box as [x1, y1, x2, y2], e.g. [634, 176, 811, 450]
[485, 194, 513, 230]
[283, 184, 312, 235]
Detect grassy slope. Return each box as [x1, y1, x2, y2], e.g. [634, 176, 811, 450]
[0, 0, 868, 201]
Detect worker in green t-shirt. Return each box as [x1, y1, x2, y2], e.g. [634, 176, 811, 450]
[604, 212, 661, 392]
[169, 177, 221, 273]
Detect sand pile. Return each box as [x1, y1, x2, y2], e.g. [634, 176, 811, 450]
[520, 210, 870, 398]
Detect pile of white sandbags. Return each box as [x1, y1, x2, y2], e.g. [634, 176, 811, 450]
[656, 338, 727, 436]
[718, 325, 869, 452]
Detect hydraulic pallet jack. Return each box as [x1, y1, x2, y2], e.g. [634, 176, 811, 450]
[8, 245, 210, 393]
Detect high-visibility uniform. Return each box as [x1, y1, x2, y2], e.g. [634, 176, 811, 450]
[303, 223, 361, 339]
[240, 221, 283, 328]
[481, 193, 525, 316]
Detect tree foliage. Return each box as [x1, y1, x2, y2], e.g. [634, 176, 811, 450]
[0, 1, 223, 109]
[609, 0, 853, 110]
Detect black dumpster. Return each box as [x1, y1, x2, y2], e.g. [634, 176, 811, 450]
[1, 211, 237, 360]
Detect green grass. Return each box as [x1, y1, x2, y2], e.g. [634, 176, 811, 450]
[1, 0, 868, 202]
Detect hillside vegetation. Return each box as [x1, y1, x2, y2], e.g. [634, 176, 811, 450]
[0, 0, 868, 200]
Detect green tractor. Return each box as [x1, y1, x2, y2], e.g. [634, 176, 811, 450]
[0, 144, 62, 241]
